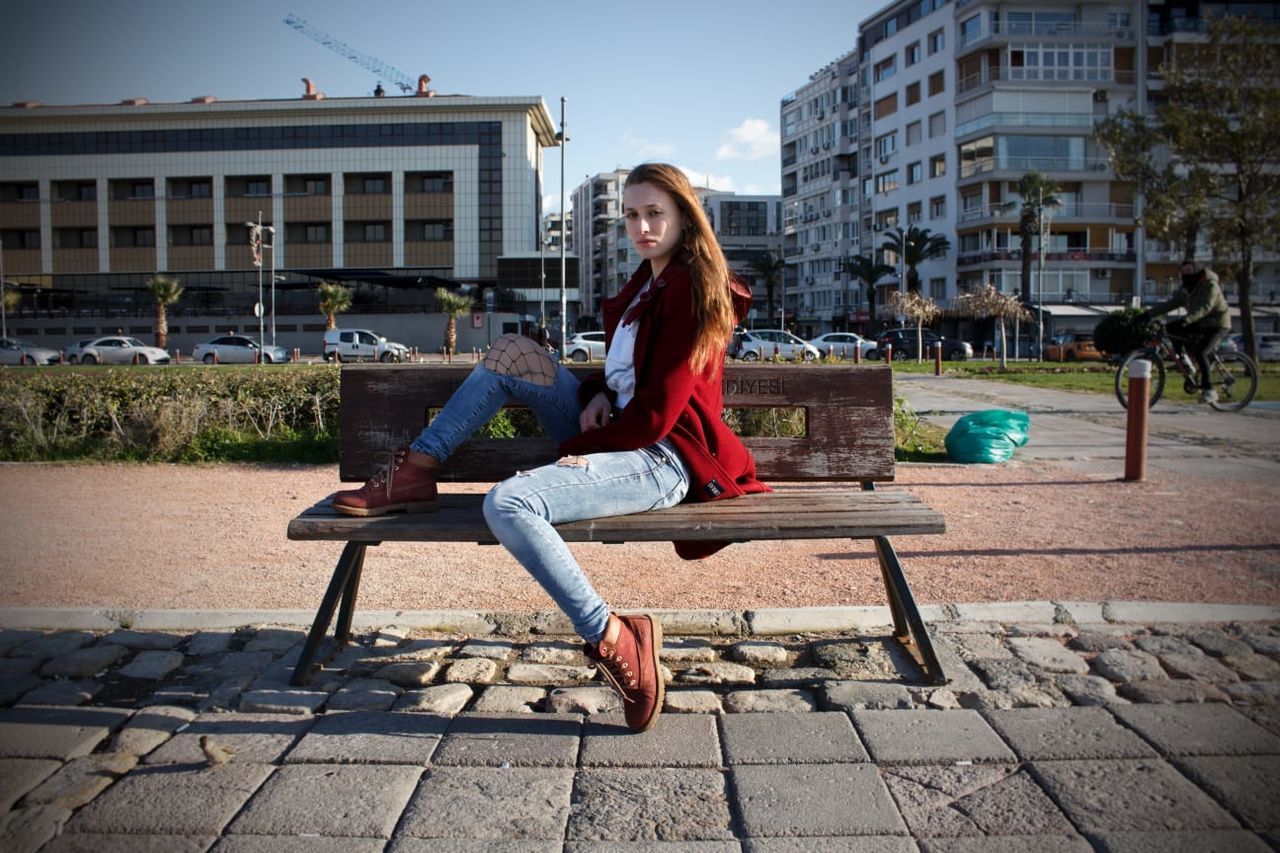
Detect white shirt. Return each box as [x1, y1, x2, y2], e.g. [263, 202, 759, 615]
[604, 277, 652, 409]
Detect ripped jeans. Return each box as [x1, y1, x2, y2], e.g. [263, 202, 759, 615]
[409, 361, 690, 644]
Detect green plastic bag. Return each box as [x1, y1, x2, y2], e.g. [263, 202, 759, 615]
[945, 409, 1030, 464]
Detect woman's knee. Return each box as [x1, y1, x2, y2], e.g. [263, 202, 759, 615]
[483, 477, 535, 527]
[483, 334, 558, 386]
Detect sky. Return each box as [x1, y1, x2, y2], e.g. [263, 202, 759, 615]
[1, 0, 883, 210]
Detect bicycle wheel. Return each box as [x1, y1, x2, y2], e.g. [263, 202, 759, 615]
[1115, 349, 1166, 409]
[1208, 352, 1258, 412]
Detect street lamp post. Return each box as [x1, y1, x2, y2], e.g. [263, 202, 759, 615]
[246, 213, 265, 355]
[557, 97, 568, 363]
[267, 224, 277, 347]
[1036, 186, 1050, 361]
[0, 237, 6, 340]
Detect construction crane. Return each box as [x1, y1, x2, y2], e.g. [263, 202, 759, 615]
[283, 13, 427, 94]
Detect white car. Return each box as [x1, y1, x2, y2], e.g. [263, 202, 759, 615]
[565, 331, 607, 362]
[807, 332, 877, 359]
[323, 328, 409, 363]
[732, 329, 820, 362]
[63, 338, 96, 363]
[0, 337, 61, 365]
[1255, 333, 1280, 362]
[193, 335, 290, 364]
[73, 336, 171, 365]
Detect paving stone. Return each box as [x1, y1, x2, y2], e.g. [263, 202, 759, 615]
[544, 686, 621, 716]
[581, 713, 720, 767]
[957, 690, 1018, 712]
[242, 628, 304, 652]
[733, 763, 906, 837]
[677, 661, 755, 685]
[758, 667, 833, 688]
[239, 688, 329, 715]
[823, 681, 915, 711]
[470, 685, 545, 713]
[19, 679, 103, 706]
[185, 631, 235, 656]
[969, 658, 1038, 691]
[568, 841, 740, 853]
[746, 838, 920, 853]
[1174, 755, 1280, 830]
[369, 661, 440, 687]
[202, 674, 257, 711]
[664, 690, 722, 714]
[1225, 681, 1280, 705]
[520, 641, 586, 666]
[1068, 632, 1133, 654]
[660, 638, 718, 663]
[0, 674, 42, 706]
[226, 763, 420, 838]
[1112, 703, 1280, 756]
[925, 688, 963, 710]
[916, 837, 1092, 852]
[67, 763, 272, 834]
[432, 713, 582, 767]
[21, 752, 137, 809]
[884, 764, 1075, 838]
[1158, 652, 1240, 684]
[0, 803, 73, 853]
[1089, 829, 1273, 852]
[326, 687, 401, 712]
[506, 662, 594, 685]
[108, 705, 196, 756]
[284, 710, 447, 765]
[458, 639, 515, 660]
[953, 633, 1013, 661]
[397, 766, 574, 840]
[445, 658, 499, 684]
[12, 631, 94, 660]
[0, 657, 40, 678]
[1183, 630, 1254, 658]
[101, 630, 184, 651]
[983, 707, 1156, 761]
[118, 650, 185, 680]
[394, 683, 473, 715]
[0, 706, 132, 759]
[390, 840, 561, 852]
[721, 711, 868, 765]
[1242, 632, 1280, 657]
[143, 711, 313, 765]
[566, 768, 733, 841]
[1118, 679, 1230, 704]
[727, 641, 790, 666]
[44, 833, 220, 852]
[0, 629, 42, 656]
[926, 636, 986, 693]
[723, 689, 817, 713]
[1005, 685, 1070, 709]
[1029, 759, 1239, 833]
[185, 651, 276, 682]
[1133, 636, 1202, 658]
[854, 709, 1016, 765]
[0, 758, 60, 810]
[1056, 674, 1126, 706]
[1006, 623, 1079, 639]
[40, 644, 129, 678]
[1240, 706, 1280, 736]
[1222, 653, 1280, 681]
[388, 638, 461, 660]
[1091, 649, 1165, 683]
[1008, 637, 1089, 675]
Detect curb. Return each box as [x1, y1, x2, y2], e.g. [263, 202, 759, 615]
[1, 600, 1275, 632]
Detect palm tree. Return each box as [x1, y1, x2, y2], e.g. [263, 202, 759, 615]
[2, 289, 20, 315]
[880, 226, 952, 295]
[317, 281, 352, 330]
[146, 274, 183, 350]
[1002, 171, 1061, 306]
[842, 254, 895, 325]
[746, 252, 786, 326]
[435, 287, 474, 356]
[953, 283, 1032, 370]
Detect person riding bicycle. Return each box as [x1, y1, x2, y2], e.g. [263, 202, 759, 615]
[1143, 262, 1231, 403]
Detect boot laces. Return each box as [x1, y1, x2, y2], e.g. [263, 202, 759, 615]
[591, 642, 637, 702]
[365, 449, 406, 499]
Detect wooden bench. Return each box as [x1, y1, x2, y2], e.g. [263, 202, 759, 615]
[288, 362, 948, 686]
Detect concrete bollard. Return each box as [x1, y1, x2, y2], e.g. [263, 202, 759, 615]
[854, 345, 861, 365]
[59, 350, 66, 365]
[935, 342, 943, 376]
[827, 345, 835, 360]
[1124, 359, 1151, 481]
[884, 343, 893, 364]
[773, 344, 781, 360]
[292, 347, 301, 363]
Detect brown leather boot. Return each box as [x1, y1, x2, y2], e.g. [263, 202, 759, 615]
[586, 613, 664, 732]
[331, 448, 439, 516]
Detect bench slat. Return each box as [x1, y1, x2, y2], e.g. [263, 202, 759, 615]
[288, 489, 945, 544]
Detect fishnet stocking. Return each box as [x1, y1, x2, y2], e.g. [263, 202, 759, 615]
[484, 333, 558, 386]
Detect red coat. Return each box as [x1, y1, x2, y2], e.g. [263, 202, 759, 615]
[558, 259, 771, 559]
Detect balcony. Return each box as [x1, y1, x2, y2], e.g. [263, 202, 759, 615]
[960, 20, 1138, 51]
[957, 202, 1135, 225]
[955, 112, 1098, 139]
[957, 248, 1136, 267]
[958, 66, 1135, 95]
[959, 157, 1113, 181]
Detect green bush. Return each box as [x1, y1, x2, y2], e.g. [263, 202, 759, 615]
[1094, 308, 1160, 356]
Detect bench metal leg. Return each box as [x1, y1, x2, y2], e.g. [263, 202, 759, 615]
[291, 541, 371, 686]
[333, 545, 368, 645]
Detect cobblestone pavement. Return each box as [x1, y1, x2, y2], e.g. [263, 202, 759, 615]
[1, 602, 1278, 851]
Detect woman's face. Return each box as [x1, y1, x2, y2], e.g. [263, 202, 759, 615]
[623, 182, 683, 273]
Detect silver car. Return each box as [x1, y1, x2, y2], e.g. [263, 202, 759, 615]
[73, 336, 171, 365]
[193, 335, 290, 364]
[807, 332, 877, 359]
[0, 337, 61, 365]
[566, 332, 607, 362]
[734, 329, 820, 362]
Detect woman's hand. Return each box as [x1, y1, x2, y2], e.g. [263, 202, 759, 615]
[580, 392, 612, 431]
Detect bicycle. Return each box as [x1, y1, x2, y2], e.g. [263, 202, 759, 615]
[1114, 322, 1258, 412]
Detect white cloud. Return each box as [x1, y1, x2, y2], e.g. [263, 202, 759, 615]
[542, 194, 560, 214]
[715, 118, 780, 162]
[621, 128, 677, 160]
[675, 165, 735, 192]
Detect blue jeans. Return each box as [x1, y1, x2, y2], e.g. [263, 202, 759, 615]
[409, 363, 690, 643]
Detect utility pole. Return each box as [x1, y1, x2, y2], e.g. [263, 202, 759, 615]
[0, 237, 6, 340]
[247, 212, 265, 357]
[1036, 185, 1048, 361]
[557, 97, 568, 362]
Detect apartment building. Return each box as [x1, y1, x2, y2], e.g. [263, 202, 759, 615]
[703, 192, 783, 326]
[0, 92, 558, 330]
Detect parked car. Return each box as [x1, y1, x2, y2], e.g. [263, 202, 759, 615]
[565, 331, 607, 362]
[731, 328, 820, 362]
[807, 332, 877, 359]
[0, 337, 61, 365]
[1255, 333, 1280, 362]
[63, 339, 96, 363]
[1218, 333, 1244, 354]
[874, 328, 972, 361]
[1043, 332, 1103, 362]
[323, 328, 409, 363]
[193, 335, 290, 365]
[72, 336, 171, 365]
[984, 335, 1040, 360]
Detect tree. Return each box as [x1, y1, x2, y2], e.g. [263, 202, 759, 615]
[880, 226, 951, 294]
[434, 287, 474, 356]
[746, 252, 786, 326]
[1000, 172, 1061, 307]
[146, 274, 183, 350]
[888, 290, 940, 363]
[1095, 15, 1280, 358]
[2, 289, 19, 315]
[317, 281, 352, 330]
[842, 254, 895, 326]
[953, 284, 1032, 369]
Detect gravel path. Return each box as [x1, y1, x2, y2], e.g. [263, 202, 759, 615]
[1, 460, 1276, 612]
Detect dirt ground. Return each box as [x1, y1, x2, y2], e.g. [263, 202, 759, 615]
[1, 460, 1276, 614]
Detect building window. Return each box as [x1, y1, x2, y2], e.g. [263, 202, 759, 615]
[929, 195, 946, 219]
[929, 154, 946, 178]
[77, 183, 96, 201]
[928, 70, 945, 96]
[905, 82, 921, 106]
[906, 121, 922, 146]
[873, 93, 898, 120]
[421, 172, 453, 192]
[907, 162, 923, 184]
[905, 41, 921, 66]
[305, 178, 329, 196]
[363, 176, 387, 194]
[929, 277, 946, 300]
[135, 227, 155, 247]
[246, 179, 269, 197]
[131, 181, 154, 199]
[928, 111, 947, 138]
[959, 14, 983, 47]
[928, 28, 945, 54]
[874, 131, 897, 158]
[77, 228, 97, 248]
[875, 170, 900, 194]
[3, 228, 41, 249]
[408, 220, 454, 241]
[874, 56, 897, 84]
[19, 184, 39, 201]
[306, 224, 329, 243]
[907, 202, 923, 224]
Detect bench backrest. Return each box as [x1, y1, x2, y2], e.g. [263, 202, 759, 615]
[338, 363, 895, 484]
